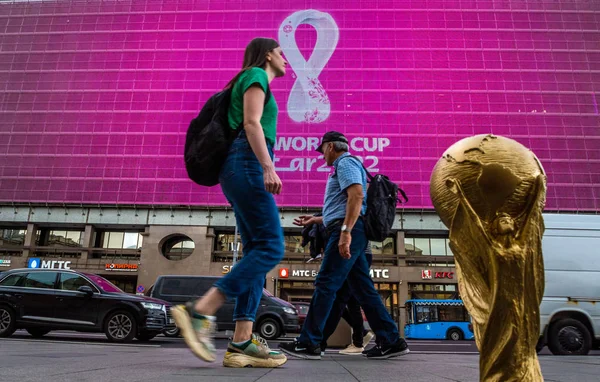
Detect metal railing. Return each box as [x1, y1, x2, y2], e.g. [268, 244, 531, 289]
[213, 251, 400, 265]
[402, 255, 456, 267]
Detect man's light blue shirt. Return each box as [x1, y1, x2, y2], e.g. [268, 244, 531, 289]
[322, 152, 367, 227]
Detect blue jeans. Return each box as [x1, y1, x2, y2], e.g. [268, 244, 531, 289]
[213, 131, 284, 322]
[298, 219, 400, 346]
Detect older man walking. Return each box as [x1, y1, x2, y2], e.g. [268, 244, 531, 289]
[279, 131, 409, 360]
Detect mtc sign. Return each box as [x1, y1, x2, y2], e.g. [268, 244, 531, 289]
[27, 258, 71, 270]
[278, 268, 389, 279]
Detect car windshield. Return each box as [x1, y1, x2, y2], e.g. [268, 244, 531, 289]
[84, 274, 123, 293]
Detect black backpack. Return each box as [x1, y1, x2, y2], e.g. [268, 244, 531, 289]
[335, 156, 408, 242]
[184, 85, 270, 187]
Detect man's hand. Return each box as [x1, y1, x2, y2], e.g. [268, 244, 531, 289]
[339, 232, 352, 259]
[293, 215, 322, 227]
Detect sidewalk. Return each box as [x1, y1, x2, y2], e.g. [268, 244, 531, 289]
[2, 337, 598, 382]
[155, 351, 598, 382]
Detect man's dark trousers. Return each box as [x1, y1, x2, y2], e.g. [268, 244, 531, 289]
[321, 250, 373, 349]
[297, 219, 399, 347]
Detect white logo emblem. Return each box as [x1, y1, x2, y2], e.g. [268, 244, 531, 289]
[279, 10, 339, 123]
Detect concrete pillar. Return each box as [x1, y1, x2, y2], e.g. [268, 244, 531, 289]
[80, 225, 95, 261]
[22, 223, 37, 257]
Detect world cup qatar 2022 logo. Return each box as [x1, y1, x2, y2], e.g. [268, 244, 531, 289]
[279, 10, 339, 123]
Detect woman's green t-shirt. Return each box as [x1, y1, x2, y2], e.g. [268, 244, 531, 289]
[228, 67, 278, 146]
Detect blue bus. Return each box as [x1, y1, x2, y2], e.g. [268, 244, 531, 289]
[404, 299, 474, 341]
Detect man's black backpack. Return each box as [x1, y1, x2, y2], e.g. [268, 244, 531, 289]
[184, 85, 270, 187]
[335, 156, 408, 242]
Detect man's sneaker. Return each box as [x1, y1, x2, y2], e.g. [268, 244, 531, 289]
[339, 344, 364, 355]
[362, 331, 375, 347]
[170, 303, 217, 362]
[363, 339, 410, 359]
[279, 340, 322, 360]
[223, 334, 287, 368]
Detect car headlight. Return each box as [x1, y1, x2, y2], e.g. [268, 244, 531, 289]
[141, 302, 164, 310]
[283, 307, 296, 315]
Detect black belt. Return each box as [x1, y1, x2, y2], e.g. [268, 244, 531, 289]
[325, 219, 344, 236]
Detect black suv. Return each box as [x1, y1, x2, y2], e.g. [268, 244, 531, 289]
[0, 268, 173, 342]
[149, 275, 299, 340]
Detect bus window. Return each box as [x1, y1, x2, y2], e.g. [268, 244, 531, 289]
[416, 306, 438, 323]
[439, 305, 465, 322]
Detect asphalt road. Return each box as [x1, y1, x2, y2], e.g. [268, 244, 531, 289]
[4, 329, 599, 356]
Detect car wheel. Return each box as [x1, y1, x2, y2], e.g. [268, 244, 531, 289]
[163, 327, 180, 337]
[26, 328, 51, 338]
[548, 318, 592, 355]
[258, 318, 281, 340]
[0, 306, 16, 338]
[104, 311, 137, 343]
[447, 329, 463, 341]
[136, 331, 158, 342]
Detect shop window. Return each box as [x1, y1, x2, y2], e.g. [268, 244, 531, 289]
[0, 229, 26, 246]
[161, 235, 195, 261]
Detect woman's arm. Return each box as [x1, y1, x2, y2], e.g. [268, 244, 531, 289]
[243, 85, 282, 195]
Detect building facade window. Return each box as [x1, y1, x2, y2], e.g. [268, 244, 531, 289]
[34, 229, 84, 258]
[97, 231, 143, 250]
[0, 229, 26, 246]
[161, 235, 195, 261]
[215, 233, 241, 252]
[408, 283, 459, 300]
[405, 237, 452, 256]
[0, 228, 26, 256]
[36, 229, 84, 247]
[371, 237, 395, 255]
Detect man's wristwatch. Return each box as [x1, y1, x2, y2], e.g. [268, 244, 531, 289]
[341, 225, 351, 233]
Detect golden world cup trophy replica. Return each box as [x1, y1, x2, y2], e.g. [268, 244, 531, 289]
[430, 134, 547, 382]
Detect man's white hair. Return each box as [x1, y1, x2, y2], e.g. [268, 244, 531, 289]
[332, 141, 349, 152]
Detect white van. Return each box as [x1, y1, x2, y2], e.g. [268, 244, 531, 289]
[538, 214, 600, 355]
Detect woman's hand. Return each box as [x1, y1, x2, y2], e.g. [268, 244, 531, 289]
[263, 166, 282, 195]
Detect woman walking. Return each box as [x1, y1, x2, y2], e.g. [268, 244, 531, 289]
[172, 37, 288, 368]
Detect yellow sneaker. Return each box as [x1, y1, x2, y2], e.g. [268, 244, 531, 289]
[223, 334, 287, 368]
[170, 304, 216, 362]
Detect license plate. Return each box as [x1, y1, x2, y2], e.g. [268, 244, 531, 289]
[168, 318, 175, 324]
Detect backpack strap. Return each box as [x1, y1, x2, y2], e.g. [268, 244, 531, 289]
[334, 155, 374, 181]
[334, 155, 409, 204]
